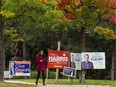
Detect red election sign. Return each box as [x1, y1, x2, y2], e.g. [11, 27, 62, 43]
[47, 50, 70, 69]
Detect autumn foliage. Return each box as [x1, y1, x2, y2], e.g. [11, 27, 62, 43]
[100, 0, 116, 9]
[63, 13, 74, 19]
[57, 0, 80, 19]
[101, 0, 116, 24]
[110, 16, 116, 24]
[95, 26, 116, 40]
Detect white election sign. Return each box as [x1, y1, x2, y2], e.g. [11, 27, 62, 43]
[81, 52, 105, 69]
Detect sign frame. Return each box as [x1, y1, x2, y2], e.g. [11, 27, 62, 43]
[63, 66, 76, 77]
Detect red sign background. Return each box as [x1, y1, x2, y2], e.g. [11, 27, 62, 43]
[47, 50, 70, 69]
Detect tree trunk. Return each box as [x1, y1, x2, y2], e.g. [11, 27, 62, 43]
[23, 42, 29, 79]
[0, 0, 5, 81]
[80, 28, 86, 83]
[111, 39, 116, 80]
[114, 40, 116, 79]
[23, 42, 27, 61]
[11, 41, 23, 61]
[80, 28, 85, 52]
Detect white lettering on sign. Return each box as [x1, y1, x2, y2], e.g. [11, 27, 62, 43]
[49, 54, 68, 62]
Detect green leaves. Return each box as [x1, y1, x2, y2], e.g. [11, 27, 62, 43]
[3, 29, 24, 42]
[2, 0, 64, 44]
[0, 10, 14, 18]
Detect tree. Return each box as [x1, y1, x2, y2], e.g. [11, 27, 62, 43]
[0, 0, 63, 80]
[104, 0, 116, 80]
[57, 0, 116, 83]
[96, 0, 116, 80]
[0, 0, 5, 81]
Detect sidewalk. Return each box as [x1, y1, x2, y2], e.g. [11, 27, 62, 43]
[5, 80, 109, 87]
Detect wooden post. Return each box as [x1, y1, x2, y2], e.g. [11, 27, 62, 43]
[56, 41, 61, 81]
[57, 41, 61, 51]
[56, 68, 59, 81]
[46, 68, 49, 82]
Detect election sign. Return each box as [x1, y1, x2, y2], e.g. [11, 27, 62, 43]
[4, 71, 13, 78]
[47, 50, 70, 69]
[9, 61, 31, 76]
[81, 52, 105, 69]
[70, 53, 81, 70]
[63, 67, 76, 77]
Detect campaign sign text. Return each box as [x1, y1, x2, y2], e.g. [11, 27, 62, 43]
[9, 61, 30, 76]
[47, 50, 70, 69]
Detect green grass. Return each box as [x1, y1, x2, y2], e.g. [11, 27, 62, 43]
[0, 82, 36, 87]
[14, 79, 116, 86]
[3, 78, 116, 87]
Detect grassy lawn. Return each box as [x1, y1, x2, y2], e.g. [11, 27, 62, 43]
[0, 82, 36, 87]
[12, 79, 116, 86]
[1, 79, 116, 87]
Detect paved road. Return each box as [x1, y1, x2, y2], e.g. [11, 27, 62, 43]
[5, 80, 109, 87]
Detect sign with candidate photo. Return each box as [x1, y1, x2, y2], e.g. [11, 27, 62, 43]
[81, 52, 105, 69]
[70, 53, 81, 70]
[63, 67, 76, 77]
[9, 61, 31, 76]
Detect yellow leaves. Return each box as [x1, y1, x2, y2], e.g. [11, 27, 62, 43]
[13, 38, 24, 42]
[4, 29, 16, 35]
[95, 26, 116, 40]
[0, 10, 14, 18]
[3, 29, 24, 42]
[40, 0, 50, 3]
[40, 0, 57, 5]
[65, 5, 74, 13]
[75, 9, 81, 15]
[40, 0, 46, 3]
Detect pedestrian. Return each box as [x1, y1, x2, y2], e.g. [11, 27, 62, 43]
[9, 61, 15, 76]
[35, 50, 46, 85]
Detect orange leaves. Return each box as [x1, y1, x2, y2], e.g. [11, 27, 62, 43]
[107, 0, 116, 9]
[100, 0, 116, 9]
[57, 0, 81, 19]
[57, 0, 71, 10]
[61, 0, 71, 4]
[100, 0, 116, 24]
[75, 0, 80, 6]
